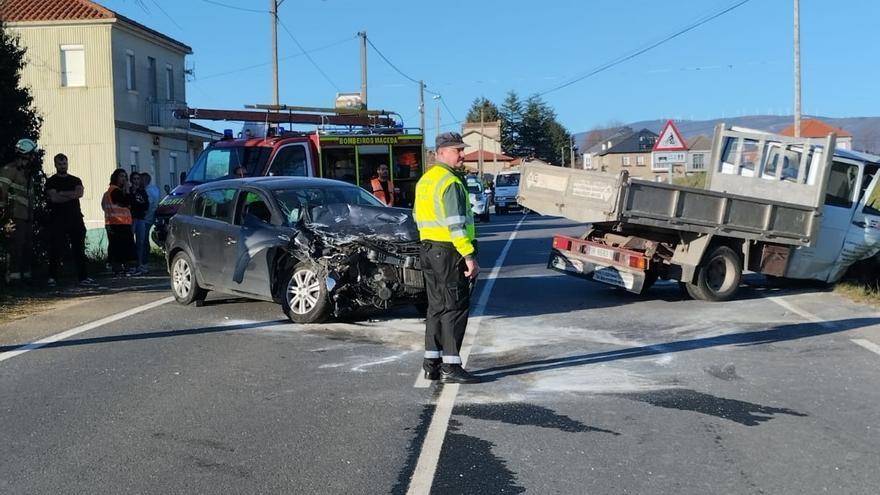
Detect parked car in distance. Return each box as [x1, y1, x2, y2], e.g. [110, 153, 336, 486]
[165, 177, 426, 323]
[466, 176, 491, 222]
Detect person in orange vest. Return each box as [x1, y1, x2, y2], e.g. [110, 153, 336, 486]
[370, 163, 397, 206]
[101, 169, 135, 276]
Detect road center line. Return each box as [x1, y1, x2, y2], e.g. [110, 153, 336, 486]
[407, 215, 527, 495]
[0, 296, 174, 363]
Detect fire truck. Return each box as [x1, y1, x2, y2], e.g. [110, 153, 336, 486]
[152, 105, 425, 245]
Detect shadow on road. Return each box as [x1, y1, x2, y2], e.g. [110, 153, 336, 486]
[0, 319, 291, 353]
[473, 317, 880, 382]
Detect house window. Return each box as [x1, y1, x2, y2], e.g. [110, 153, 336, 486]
[169, 153, 178, 186]
[126, 50, 136, 91]
[637, 155, 645, 166]
[130, 147, 140, 172]
[622, 156, 631, 167]
[60, 45, 85, 87]
[148, 57, 158, 100]
[165, 64, 174, 101]
[692, 153, 705, 170]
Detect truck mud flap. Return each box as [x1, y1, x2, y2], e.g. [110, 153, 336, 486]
[547, 250, 645, 293]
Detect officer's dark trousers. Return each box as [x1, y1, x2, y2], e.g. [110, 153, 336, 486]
[420, 241, 470, 364]
[48, 218, 88, 281]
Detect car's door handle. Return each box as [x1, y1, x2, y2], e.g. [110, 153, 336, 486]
[277, 234, 290, 242]
[191, 228, 201, 237]
[225, 236, 238, 245]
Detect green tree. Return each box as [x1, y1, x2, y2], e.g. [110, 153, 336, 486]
[0, 22, 41, 165]
[500, 91, 523, 156]
[465, 97, 500, 123]
[519, 94, 571, 164]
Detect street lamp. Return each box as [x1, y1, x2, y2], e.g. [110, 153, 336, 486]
[432, 95, 441, 141]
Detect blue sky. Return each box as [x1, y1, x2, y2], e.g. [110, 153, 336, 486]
[102, 0, 880, 140]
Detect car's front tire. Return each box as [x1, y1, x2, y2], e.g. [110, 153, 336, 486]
[281, 261, 331, 323]
[170, 251, 208, 306]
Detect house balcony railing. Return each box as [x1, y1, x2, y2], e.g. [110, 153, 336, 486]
[146, 99, 189, 130]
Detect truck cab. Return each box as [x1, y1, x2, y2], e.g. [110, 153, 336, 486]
[494, 169, 522, 214]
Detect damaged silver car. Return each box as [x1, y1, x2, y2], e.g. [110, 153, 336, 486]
[165, 177, 426, 323]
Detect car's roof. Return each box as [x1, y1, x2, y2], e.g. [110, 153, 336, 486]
[192, 176, 357, 193]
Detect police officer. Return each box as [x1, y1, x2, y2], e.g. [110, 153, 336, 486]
[414, 132, 481, 384]
[0, 138, 38, 282]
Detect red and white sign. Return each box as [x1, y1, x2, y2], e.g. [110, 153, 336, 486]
[652, 120, 688, 152]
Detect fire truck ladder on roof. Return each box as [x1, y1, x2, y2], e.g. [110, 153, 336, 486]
[173, 105, 398, 128]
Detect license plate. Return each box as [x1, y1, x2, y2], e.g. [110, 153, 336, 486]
[587, 246, 615, 261]
[497, 201, 507, 206]
[592, 266, 634, 289]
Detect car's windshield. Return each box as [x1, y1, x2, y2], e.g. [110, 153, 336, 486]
[466, 181, 483, 194]
[186, 145, 270, 183]
[274, 186, 385, 226]
[496, 174, 520, 187]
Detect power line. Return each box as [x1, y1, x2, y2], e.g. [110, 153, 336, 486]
[277, 18, 341, 92]
[538, 0, 752, 97]
[199, 0, 268, 14]
[149, 0, 184, 32]
[197, 36, 356, 81]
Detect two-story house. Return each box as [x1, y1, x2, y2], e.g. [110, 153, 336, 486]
[686, 135, 712, 174]
[585, 128, 658, 179]
[780, 119, 853, 150]
[2, 0, 218, 231]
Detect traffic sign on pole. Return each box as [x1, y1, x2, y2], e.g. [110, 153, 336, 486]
[653, 120, 688, 152]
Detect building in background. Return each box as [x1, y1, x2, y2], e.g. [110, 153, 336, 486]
[1, 0, 219, 230]
[686, 135, 712, 174]
[781, 119, 853, 150]
[584, 128, 658, 179]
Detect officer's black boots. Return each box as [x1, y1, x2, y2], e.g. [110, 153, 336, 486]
[440, 364, 480, 384]
[423, 358, 441, 380]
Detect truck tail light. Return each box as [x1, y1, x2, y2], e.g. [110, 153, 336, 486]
[627, 255, 647, 270]
[552, 236, 572, 251]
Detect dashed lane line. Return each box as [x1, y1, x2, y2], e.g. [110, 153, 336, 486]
[406, 215, 527, 495]
[0, 296, 174, 363]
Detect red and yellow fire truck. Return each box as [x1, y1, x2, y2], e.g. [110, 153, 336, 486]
[152, 106, 425, 244]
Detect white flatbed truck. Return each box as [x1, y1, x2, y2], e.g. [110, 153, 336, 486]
[518, 124, 880, 300]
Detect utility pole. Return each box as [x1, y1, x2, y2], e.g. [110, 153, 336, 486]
[569, 135, 575, 168]
[479, 106, 485, 180]
[271, 0, 281, 107]
[358, 31, 368, 109]
[433, 95, 441, 141]
[794, 0, 801, 137]
[560, 146, 565, 167]
[419, 80, 426, 167]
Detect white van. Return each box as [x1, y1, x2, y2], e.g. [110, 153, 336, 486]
[494, 170, 523, 214]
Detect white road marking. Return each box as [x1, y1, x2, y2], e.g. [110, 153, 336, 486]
[0, 296, 174, 363]
[851, 338, 880, 356]
[765, 295, 880, 356]
[763, 295, 835, 328]
[350, 352, 410, 372]
[406, 215, 527, 495]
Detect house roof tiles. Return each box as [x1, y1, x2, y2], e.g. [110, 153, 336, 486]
[463, 150, 514, 162]
[780, 119, 852, 138]
[1, 0, 192, 53]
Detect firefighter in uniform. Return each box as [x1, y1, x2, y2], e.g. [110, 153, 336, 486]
[414, 132, 481, 384]
[370, 163, 396, 206]
[0, 139, 38, 283]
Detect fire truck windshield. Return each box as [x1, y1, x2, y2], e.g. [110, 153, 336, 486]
[186, 145, 270, 183]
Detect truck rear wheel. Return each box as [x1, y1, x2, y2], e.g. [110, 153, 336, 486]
[685, 246, 742, 301]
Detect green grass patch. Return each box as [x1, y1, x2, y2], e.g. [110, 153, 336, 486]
[673, 173, 707, 189]
[834, 280, 880, 306]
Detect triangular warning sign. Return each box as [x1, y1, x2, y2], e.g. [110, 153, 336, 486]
[652, 120, 689, 152]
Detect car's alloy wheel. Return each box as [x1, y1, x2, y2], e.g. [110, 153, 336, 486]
[170, 252, 207, 306]
[282, 261, 331, 323]
[287, 267, 321, 315]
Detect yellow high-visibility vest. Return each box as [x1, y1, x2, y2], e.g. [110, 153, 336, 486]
[413, 163, 475, 257]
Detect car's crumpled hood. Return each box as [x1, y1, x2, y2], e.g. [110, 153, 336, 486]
[305, 204, 419, 243]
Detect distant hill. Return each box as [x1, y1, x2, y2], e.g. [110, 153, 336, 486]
[574, 115, 880, 154]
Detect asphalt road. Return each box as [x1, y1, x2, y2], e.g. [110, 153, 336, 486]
[2, 213, 879, 494]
